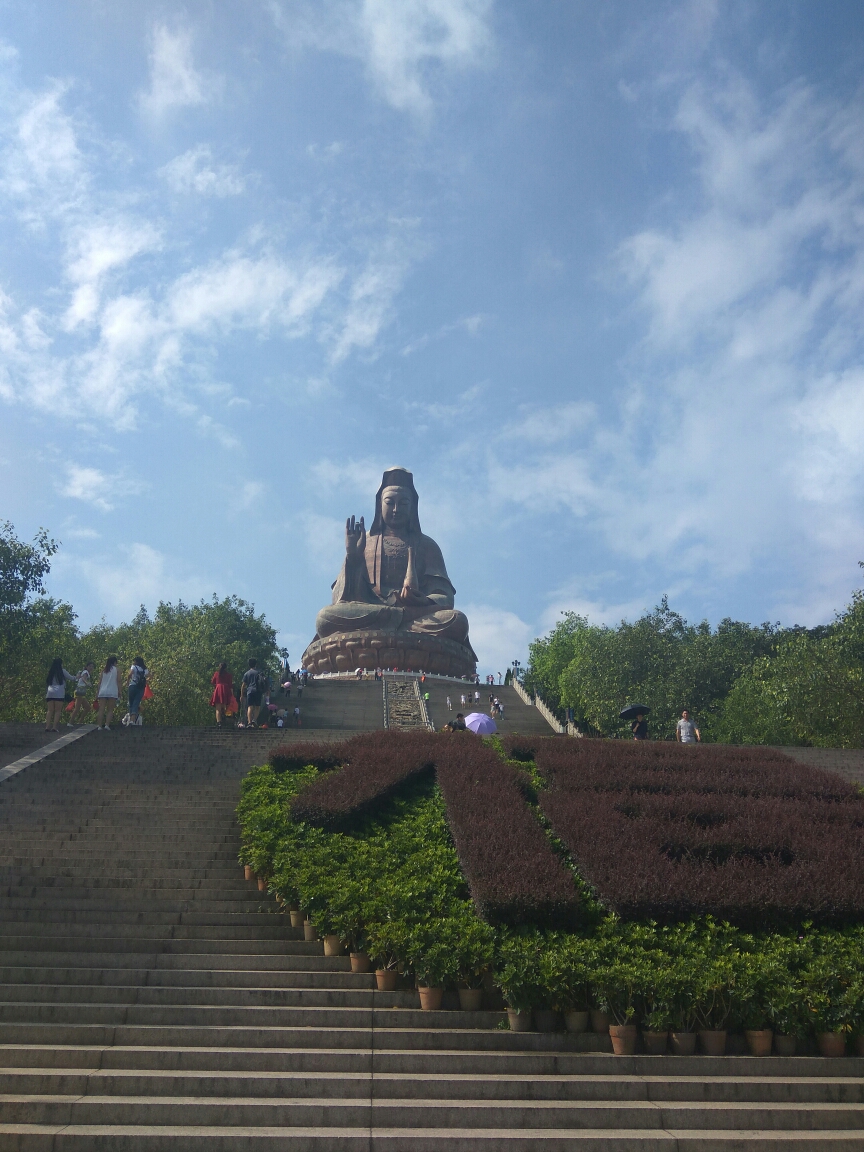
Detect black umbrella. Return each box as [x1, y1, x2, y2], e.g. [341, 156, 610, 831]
[619, 703, 651, 721]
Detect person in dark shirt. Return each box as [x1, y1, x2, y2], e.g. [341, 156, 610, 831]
[451, 713, 467, 731]
[631, 713, 648, 740]
[241, 659, 263, 729]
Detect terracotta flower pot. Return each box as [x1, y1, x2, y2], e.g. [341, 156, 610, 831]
[609, 1024, 638, 1056]
[590, 1008, 610, 1034]
[670, 1031, 697, 1056]
[534, 1009, 560, 1033]
[774, 1034, 796, 1057]
[350, 952, 371, 973]
[564, 1010, 589, 1033]
[698, 1030, 727, 1056]
[458, 988, 484, 1011]
[817, 1032, 846, 1058]
[418, 985, 443, 1011]
[507, 1008, 533, 1032]
[642, 1030, 668, 1055]
[323, 934, 344, 957]
[244, 865, 253, 881]
[375, 970, 398, 992]
[745, 1029, 773, 1057]
[257, 876, 267, 892]
[303, 920, 318, 942]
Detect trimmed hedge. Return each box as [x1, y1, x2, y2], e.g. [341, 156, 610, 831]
[286, 731, 580, 926]
[533, 739, 864, 926]
[436, 740, 580, 928]
[288, 731, 437, 829]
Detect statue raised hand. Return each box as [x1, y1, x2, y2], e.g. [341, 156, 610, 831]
[345, 515, 366, 566]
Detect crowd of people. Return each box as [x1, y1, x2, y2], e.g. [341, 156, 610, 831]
[43, 655, 151, 732]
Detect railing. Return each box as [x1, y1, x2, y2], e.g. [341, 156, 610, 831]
[510, 678, 566, 735]
[414, 681, 434, 731]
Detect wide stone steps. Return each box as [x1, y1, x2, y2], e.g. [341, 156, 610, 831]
[0, 725, 862, 1149]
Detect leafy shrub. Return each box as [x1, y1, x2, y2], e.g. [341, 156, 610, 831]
[533, 739, 864, 927]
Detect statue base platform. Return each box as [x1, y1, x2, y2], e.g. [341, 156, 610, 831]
[302, 630, 476, 678]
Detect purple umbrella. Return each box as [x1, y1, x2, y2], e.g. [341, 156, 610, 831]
[464, 712, 497, 734]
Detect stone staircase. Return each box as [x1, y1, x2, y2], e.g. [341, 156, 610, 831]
[0, 724, 861, 1147]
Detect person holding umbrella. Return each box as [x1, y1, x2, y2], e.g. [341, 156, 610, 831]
[620, 703, 650, 740]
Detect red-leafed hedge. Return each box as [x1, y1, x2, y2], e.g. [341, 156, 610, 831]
[288, 731, 438, 829]
[436, 740, 580, 928]
[532, 739, 864, 926]
[286, 730, 580, 926]
[270, 743, 348, 775]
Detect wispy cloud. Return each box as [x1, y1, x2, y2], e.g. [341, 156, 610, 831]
[60, 465, 145, 512]
[139, 25, 210, 117]
[271, 0, 493, 113]
[160, 145, 246, 196]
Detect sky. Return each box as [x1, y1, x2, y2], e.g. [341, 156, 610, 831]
[2, 0, 864, 677]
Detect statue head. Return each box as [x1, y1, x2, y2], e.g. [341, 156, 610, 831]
[370, 467, 421, 536]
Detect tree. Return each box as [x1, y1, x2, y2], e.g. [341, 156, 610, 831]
[0, 523, 79, 720]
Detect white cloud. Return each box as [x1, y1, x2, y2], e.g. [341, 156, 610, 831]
[68, 542, 208, 619]
[308, 457, 388, 498]
[461, 602, 533, 676]
[160, 145, 246, 196]
[61, 464, 144, 512]
[500, 401, 596, 446]
[139, 25, 209, 117]
[272, 0, 493, 113]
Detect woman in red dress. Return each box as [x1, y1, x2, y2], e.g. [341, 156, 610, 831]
[210, 662, 234, 728]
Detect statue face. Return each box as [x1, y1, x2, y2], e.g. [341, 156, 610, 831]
[381, 486, 413, 532]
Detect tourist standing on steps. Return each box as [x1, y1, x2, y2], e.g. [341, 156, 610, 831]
[70, 662, 95, 725]
[96, 656, 121, 730]
[293, 705, 301, 727]
[676, 710, 701, 744]
[44, 658, 75, 732]
[210, 662, 234, 728]
[446, 695, 452, 711]
[124, 656, 148, 727]
[241, 659, 264, 728]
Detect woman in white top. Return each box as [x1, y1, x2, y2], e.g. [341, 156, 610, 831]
[44, 658, 75, 732]
[96, 656, 121, 730]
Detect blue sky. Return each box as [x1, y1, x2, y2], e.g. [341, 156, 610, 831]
[2, 0, 864, 676]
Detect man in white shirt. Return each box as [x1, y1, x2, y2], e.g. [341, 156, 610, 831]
[676, 710, 700, 744]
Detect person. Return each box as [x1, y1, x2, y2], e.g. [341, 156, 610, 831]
[279, 649, 291, 680]
[210, 662, 234, 728]
[96, 656, 121, 730]
[445, 695, 452, 711]
[293, 704, 301, 727]
[124, 656, 148, 727]
[44, 658, 74, 732]
[676, 710, 701, 744]
[460, 692, 467, 708]
[283, 678, 292, 698]
[631, 713, 648, 741]
[451, 712, 467, 730]
[70, 663, 95, 724]
[241, 659, 264, 729]
[296, 680, 303, 699]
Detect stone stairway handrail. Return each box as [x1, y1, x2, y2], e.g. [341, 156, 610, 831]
[511, 679, 566, 735]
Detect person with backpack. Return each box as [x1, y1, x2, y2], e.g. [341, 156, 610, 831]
[70, 662, 95, 725]
[123, 656, 148, 727]
[44, 658, 75, 732]
[240, 659, 265, 728]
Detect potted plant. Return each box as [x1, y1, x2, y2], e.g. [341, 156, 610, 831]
[538, 934, 594, 1034]
[693, 957, 734, 1056]
[639, 963, 677, 1056]
[448, 916, 495, 1012]
[802, 953, 857, 1058]
[593, 955, 648, 1056]
[365, 920, 409, 992]
[496, 932, 544, 1032]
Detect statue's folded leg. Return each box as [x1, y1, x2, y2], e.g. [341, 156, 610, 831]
[404, 609, 470, 644]
[315, 603, 404, 638]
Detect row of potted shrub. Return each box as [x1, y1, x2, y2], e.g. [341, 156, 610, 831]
[238, 757, 864, 1055]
